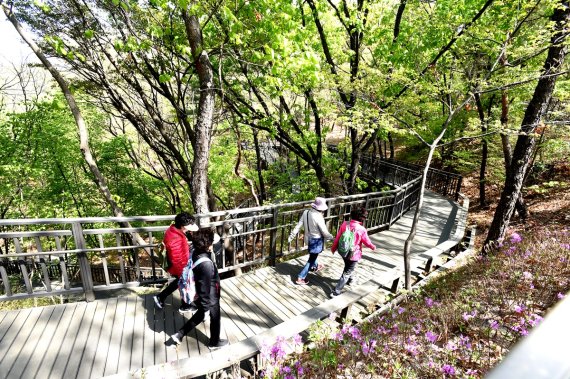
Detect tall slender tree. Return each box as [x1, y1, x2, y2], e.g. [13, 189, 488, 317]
[484, 0, 569, 253]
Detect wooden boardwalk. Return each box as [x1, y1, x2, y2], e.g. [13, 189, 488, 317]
[0, 191, 460, 379]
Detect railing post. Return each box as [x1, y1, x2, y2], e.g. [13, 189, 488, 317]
[0, 260, 12, 296]
[389, 191, 398, 225]
[455, 176, 462, 201]
[71, 222, 95, 302]
[55, 236, 71, 290]
[268, 207, 279, 267]
[340, 304, 353, 322]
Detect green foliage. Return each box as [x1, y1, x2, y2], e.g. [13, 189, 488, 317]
[0, 96, 173, 218]
[208, 132, 248, 208]
[6, 0, 570, 213]
[539, 132, 570, 164]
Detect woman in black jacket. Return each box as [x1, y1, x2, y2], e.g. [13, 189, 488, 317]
[171, 228, 228, 349]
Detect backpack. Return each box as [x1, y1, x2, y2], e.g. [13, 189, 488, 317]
[337, 222, 355, 257]
[178, 256, 210, 304]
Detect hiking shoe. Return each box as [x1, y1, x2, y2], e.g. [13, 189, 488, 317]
[172, 332, 183, 345]
[296, 278, 309, 285]
[311, 263, 325, 273]
[153, 295, 164, 309]
[208, 339, 229, 350]
[179, 302, 198, 314]
[330, 291, 340, 298]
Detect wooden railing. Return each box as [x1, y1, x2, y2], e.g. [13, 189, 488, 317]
[0, 156, 461, 302]
[372, 158, 463, 200]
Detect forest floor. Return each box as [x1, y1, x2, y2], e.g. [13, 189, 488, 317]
[460, 158, 570, 246]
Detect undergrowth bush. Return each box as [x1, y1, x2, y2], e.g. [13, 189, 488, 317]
[258, 227, 570, 378]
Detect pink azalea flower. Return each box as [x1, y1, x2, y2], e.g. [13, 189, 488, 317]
[293, 334, 302, 345]
[529, 314, 543, 327]
[425, 331, 438, 343]
[510, 232, 522, 243]
[514, 305, 524, 313]
[441, 364, 456, 376]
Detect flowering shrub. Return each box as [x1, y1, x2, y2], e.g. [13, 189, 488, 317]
[257, 227, 569, 378]
[259, 335, 304, 378]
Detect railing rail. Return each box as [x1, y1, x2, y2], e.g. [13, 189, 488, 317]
[375, 158, 463, 200]
[0, 155, 462, 302]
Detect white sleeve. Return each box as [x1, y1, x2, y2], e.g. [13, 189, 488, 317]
[288, 210, 306, 242]
[316, 213, 334, 241]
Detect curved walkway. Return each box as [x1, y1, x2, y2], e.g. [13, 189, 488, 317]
[0, 191, 460, 379]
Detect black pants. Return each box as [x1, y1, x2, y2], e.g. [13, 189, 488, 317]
[334, 256, 358, 294]
[179, 287, 222, 345]
[157, 276, 189, 306]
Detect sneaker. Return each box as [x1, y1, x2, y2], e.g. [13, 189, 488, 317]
[179, 302, 198, 314]
[330, 291, 340, 298]
[208, 339, 229, 350]
[311, 264, 325, 273]
[296, 278, 309, 285]
[153, 295, 164, 309]
[171, 332, 183, 345]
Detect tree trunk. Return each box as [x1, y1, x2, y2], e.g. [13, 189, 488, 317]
[347, 129, 361, 194]
[500, 90, 513, 170]
[372, 138, 378, 158]
[500, 57, 528, 218]
[388, 132, 395, 159]
[252, 129, 266, 204]
[233, 125, 260, 207]
[182, 9, 215, 218]
[475, 93, 488, 208]
[403, 109, 455, 289]
[484, 1, 569, 253]
[403, 140, 443, 290]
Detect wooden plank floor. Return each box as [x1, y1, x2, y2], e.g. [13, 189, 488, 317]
[0, 191, 459, 379]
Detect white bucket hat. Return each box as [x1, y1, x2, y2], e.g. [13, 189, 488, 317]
[184, 223, 199, 232]
[310, 197, 328, 211]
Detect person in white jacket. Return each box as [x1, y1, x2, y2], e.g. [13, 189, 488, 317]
[288, 197, 334, 285]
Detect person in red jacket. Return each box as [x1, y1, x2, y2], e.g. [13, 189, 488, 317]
[153, 212, 199, 313]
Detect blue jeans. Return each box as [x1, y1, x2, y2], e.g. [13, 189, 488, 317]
[298, 253, 320, 279]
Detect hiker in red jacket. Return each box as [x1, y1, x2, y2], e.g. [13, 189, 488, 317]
[153, 212, 199, 313]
